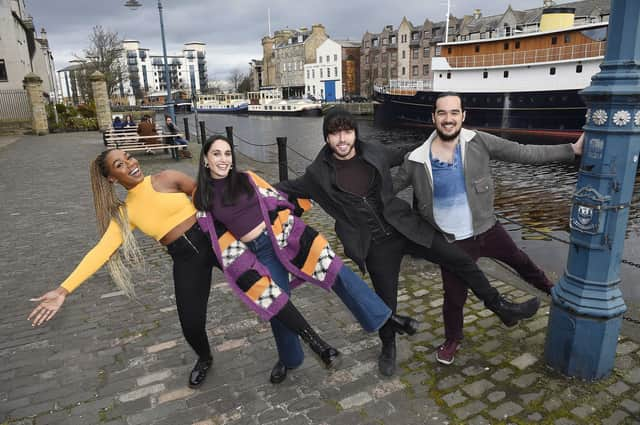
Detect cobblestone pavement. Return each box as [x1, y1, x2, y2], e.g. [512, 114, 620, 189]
[1, 132, 640, 425]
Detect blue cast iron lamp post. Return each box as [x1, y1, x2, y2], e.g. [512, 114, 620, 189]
[124, 0, 175, 122]
[544, 0, 640, 380]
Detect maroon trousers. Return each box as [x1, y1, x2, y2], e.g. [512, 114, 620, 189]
[441, 222, 553, 342]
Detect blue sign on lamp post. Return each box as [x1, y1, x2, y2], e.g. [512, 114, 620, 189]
[124, 0, 175, 122]
[544, 0, 640, 380]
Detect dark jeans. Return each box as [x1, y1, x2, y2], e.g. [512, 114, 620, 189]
[366, 230, 500, 344]
[166, 223, 218, 361]
[441, 223, 552, 342]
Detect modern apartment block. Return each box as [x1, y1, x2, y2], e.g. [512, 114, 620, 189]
[0, 0, 57, 94]
[304, 39, 360, 101]
[359, 0, 610, 97]
[122, 40, 207, 102]
[261, 24, 328, 98]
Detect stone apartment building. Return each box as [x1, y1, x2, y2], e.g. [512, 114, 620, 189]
[360, 0, 610, 97]
[260, 24, 328, 98]
[0, 0, 57, 93]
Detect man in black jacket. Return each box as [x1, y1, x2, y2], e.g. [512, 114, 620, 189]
[276, 107, 539, 377]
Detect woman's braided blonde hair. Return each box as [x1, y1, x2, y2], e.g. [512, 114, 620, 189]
[89, 149, 143, 297]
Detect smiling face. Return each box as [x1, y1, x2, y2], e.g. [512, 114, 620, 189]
[326, 128, 357, 160]
[104, 149, 144, 189]
[432, 95, 466, 142]
[205, 138, 233, 179]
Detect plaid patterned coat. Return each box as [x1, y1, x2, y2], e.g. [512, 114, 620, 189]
[196, 171, 344, 321]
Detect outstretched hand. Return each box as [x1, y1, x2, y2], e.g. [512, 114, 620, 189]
[28, 287, 68, 326]
[572, 133, 585, 156]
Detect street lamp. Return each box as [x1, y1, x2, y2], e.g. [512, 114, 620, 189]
[124, 0, 175, 122]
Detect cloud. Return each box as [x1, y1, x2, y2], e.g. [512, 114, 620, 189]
[26, 0, 547, 82]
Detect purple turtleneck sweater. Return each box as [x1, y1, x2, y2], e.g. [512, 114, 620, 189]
[211, 177, 263, 237]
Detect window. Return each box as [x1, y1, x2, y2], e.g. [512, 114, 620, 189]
[503, 70, 509, 78]
[326, 55, 330, 63]
[335, 67, 338, 77]
[312, 69, 315, 78]
[504, 42, 509, 50]
[320, 69, 323, 78]
[334, 54, 338, 61]
[402, 66, 405, 75]
[319, 56, 323, 63]
[423, 64, 429, 75]
[401, 34, 407, 43]
[1, 59, 9, 81]
[365, 56, 369, 64]
[483, 71, 488, 79]
[391, 52, 397, 61]
[412, 49, 419, 59]
[390, 35, 396, 44]
[327, 67, 330, 77]
[412, 66, 419, 76]
[550, 67, 556, 75]
[446, 72, 451, 79]
[515, 41, 521, 49]
[435, 47, 441, 56]
[551, 36, 558, 45]
[423, 47, 430, 57]
[402, 50, 406, 59]
[411, 32, 420, 41]
[564, 34, 571, 43]
[576, 64, 583, 73]
[307, 70, 310, 79]
[475, 45, 480, 53]
[372, 38, 379, 47]
[447, 47, 452, 54]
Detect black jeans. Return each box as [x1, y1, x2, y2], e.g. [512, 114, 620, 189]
[366, 230, 500, 344]
[166, 223, 219, 361]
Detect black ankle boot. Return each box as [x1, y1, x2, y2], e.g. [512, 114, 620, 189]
[298, 326, 341, 369]
[188, 357, 212, 388]
[378, 340, 397, 377]
[270, 360, 288, 384]
[388, 314, 419, 336]
[487, 296, 540, 327]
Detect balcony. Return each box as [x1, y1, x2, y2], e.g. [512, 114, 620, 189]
[445, 41, 606, 68]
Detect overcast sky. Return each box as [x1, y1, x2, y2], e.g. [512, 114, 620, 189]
[26, 0, 551, 81]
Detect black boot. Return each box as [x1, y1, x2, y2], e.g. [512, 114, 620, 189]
[388, 314, 419, 336]
[378, 339, 397, 377]
[188, 357, 212, 388]
[298, 326, 341, 369]
[487, 296, 540, 327]
[270, 360, 289, 384]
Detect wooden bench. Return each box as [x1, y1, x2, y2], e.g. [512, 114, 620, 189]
[102, 127, 187, 160]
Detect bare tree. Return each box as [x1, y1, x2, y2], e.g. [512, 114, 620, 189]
[75, 26, 128, 98]
[229, 69, 245, 92]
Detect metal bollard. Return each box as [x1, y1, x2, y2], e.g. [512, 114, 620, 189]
[199, 121, 206, 145]
[276, 137, 288, 182]
[183, 117, 190, 141]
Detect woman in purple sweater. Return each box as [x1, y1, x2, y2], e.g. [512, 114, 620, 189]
[194, 135, 419, 384]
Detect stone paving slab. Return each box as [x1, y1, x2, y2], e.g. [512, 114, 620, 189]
[1, 132, 640, 424]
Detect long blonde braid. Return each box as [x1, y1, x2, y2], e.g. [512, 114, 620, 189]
[89, 150, 143, 297]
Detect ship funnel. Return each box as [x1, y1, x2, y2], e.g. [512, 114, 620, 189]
[540, 7, 575, 32]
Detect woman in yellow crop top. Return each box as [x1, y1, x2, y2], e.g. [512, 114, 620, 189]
[28, 149, 340, 389]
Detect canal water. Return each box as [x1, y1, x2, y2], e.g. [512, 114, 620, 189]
[182, 113, 640, 304]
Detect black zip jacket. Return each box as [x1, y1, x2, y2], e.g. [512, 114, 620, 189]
[276, 140, 436, 273]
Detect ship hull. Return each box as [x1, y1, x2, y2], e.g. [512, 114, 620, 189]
[374, 89, 586, 143]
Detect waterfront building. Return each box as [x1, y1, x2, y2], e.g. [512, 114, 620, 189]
[121, 40, 207, 105]
[0, 0, 57, 94]
[249, 59, 263, 91]
[261, 24, 328, 98]
[56, 61, 89, 105]
[303, 39, 360, 101]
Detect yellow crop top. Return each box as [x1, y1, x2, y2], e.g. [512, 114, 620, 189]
[60, 176, 196, 293]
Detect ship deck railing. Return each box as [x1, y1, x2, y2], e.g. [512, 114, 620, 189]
[375, 80, 433, 96]
[445, 41, 606, 68]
